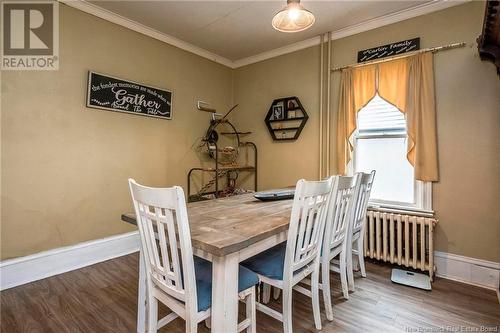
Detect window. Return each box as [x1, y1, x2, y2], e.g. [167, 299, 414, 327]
[353, 94, 432, 213]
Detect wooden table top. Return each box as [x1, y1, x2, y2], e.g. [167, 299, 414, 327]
[121, 192, 293, 257]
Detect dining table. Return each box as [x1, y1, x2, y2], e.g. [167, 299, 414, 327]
[121, 191, 294, 333]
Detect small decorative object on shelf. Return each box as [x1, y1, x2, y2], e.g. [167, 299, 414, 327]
[265, 96, 308, 141]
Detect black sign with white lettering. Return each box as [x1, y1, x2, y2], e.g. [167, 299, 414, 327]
[357, 38, 420, 63]
[86, 71, 172, 120]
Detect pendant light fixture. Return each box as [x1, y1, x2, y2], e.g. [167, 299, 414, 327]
[272, 0, 315, 33]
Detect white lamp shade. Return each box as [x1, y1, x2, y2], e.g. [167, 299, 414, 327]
[272, 2, 315, 33]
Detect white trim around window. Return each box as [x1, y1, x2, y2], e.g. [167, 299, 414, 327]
[368, 180, 433, 216]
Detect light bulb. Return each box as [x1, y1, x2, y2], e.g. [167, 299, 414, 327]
[288, 8, 300, 21]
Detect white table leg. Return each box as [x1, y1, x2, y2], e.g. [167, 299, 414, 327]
[211, 252, 240, 333]
[137, 249, 147, 333]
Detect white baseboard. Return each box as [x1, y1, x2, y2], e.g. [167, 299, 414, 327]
[0, 231, 140, 290]
[434, 251, 500, 290]
[1, 232, 499, 293]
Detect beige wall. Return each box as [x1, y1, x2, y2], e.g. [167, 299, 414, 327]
[233, 2, 500, 262]
[0, 5, 233, 259]
[233, 46, 321, 190]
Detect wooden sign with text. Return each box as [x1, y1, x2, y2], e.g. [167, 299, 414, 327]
[357, 38, 420, 63]
[86, 71, 172, 120]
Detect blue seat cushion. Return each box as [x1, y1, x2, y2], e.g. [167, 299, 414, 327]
[193, 256, 259, 312]
[241, 242, 288, 280]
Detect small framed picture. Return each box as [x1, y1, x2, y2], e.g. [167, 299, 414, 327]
[287, 99, 297, 110]
[272, 104, 284, 120]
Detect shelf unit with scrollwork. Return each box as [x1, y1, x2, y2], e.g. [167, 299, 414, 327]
[187, 112, 257, 202]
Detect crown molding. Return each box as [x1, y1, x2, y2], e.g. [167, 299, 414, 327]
[232, 36, 322, 69]
[59, 0, 235, 68]
[330, 0, 470, 41]
[232, 0, 470, 68]
[60, 0, 469, 70]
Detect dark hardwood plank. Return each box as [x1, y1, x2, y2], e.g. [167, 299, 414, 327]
[1, 255, 499, 333]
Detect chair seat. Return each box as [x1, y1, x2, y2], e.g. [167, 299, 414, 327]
[194, 256, 259, 312]
[241, 242, 288, 280]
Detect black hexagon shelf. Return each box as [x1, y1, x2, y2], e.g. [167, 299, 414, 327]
[265, 96, 308, 141]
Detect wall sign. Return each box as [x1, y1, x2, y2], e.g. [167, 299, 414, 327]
[357, 38, 420, 63]
[86, 71, 172, 119]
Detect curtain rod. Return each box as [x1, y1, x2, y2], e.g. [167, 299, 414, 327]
[330, 42, 466, 72]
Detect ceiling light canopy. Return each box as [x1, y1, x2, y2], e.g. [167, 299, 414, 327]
[272, 0, 315, 33]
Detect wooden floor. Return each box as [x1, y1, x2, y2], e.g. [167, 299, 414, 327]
[1, 253, 499, 333]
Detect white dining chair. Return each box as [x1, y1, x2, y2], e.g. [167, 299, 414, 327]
[321, 174, 361, 321]
[241, 177, 334, 333]
[128, 179, 259, 333]
[346, 171, 376, 291]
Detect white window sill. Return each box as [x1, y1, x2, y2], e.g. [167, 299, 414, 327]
[368, 203, 434, 217]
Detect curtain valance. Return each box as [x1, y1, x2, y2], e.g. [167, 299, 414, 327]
[337, 52, 439, 181]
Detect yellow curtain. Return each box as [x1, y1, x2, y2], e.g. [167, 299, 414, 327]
[337, 65, 376, 175]
[378, 57, 408, 111]
[406, 52, 439, 181]
[337, 52, 439, 181]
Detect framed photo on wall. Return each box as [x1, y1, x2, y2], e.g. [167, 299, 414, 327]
[272, 103, 284, 120]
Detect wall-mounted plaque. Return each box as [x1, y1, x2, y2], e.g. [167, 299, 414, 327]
[86, 71, 172, 119]
[357, 38, 420, 63]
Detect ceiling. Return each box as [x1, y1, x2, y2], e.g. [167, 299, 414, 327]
[88, 0, 435, 61]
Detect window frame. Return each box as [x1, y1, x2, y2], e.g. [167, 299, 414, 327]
[352, 104, 433, 215]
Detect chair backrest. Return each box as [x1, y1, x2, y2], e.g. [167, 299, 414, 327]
[128, 179, 198, 313]
[323, 174, 361, 254]
[283, 177, 334, 281]
[352, 171, 376, 235]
